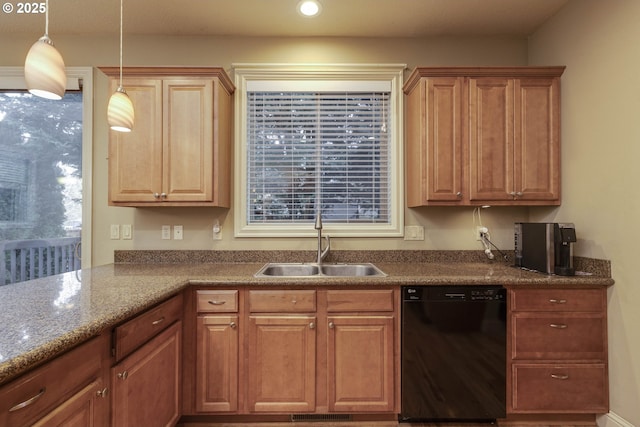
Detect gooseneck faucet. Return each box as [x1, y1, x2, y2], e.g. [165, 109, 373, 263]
[314, 212, 331, 265]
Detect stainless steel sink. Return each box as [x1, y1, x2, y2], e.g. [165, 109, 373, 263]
[255, 263, 320, 277]
[254, 262, 386, 278]
[320, 263, 386, 277]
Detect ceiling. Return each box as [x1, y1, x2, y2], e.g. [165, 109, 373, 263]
[2, 0, 569, 38]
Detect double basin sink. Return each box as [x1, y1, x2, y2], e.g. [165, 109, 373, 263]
[255, 262, 386, 278]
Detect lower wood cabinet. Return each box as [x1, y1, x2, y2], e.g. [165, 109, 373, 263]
[188, 287, 400, 416]
[0, 335, 110, 427]
[110, 293, 183, 427]
[111, 320, 182, 427]
[506, 287, 609, 420]
[31, 378, 109, 427]
[247, 314, 317, 413]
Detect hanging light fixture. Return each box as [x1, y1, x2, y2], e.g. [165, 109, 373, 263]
[24, 0, 66, 100]
[107, 0, 134, 132]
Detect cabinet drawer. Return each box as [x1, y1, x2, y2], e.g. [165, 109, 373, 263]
[326, 289, 394, 312]
[511, 363, 608, 413]
[511, 313, 606, 360]
[510, 289, 605, 312]
[114, 293, 183, 361]
[249, 290, 316, 312]
[0, 336, 104, 427]
[197, 290, 238, 313]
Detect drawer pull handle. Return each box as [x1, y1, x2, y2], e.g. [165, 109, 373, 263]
[549, 299, 567, 304]
[550, 323, 568, 329]
[152, 317, 165, 326]
[551, 373, 569, 380]
[208, 300, 227, 305]
[9, 387, 46, 412]
[118, 371, 129, 380]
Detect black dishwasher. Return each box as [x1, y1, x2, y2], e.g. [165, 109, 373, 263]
[400, 286, 506, 422]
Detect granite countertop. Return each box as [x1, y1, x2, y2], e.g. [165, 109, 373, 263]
[0, 250, 614, 386]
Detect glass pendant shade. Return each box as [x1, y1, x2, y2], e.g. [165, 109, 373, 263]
[24, 35, 66, 100]
[107, 86, 135, 132]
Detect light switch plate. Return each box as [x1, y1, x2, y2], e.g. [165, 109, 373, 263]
[110, 224, 120, 240]
[161, 225, 171, 240]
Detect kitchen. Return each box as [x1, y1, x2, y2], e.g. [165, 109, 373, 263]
[0, 1, 638, 426]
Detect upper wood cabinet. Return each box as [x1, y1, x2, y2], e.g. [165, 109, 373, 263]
[404, 67, 564, 206]
[101, 67, 235, 207]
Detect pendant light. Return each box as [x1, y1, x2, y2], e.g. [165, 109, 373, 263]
[24, 0, 66, 100]
[107, 0, 135, 132]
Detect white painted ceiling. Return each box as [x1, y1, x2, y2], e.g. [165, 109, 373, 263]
[1, 0, 569, 38]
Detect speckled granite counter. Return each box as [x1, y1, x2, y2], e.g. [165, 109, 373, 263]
[0, 250, 613, 386]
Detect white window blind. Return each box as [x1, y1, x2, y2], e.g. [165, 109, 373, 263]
[246, 90, 391, 225]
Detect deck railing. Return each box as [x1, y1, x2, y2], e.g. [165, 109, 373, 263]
[1, 237, 81, 285]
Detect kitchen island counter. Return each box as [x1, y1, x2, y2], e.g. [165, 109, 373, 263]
[0, 252, 613, 385]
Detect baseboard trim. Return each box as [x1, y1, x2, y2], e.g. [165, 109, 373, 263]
[598, 412, 635, 427]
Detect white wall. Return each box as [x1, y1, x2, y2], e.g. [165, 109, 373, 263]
[529, 1, 640, 425]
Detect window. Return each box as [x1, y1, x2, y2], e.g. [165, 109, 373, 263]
[234, 64, 404, 237]
[0, 67, 93, 284]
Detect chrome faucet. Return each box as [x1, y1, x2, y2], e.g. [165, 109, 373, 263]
[314, 212, 330, 265]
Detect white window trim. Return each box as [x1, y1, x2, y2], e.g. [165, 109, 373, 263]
[0, 66, 94, 267]
[233, 63, 405, 238]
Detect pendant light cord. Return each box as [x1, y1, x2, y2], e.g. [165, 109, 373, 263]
[118, 0, 124, 87]
[44, 0, 49, 36]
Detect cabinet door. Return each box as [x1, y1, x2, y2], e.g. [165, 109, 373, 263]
[196, 315, 238, 412]
[109, 79, 163, 203]
[111, 321, 181, 427]
[163, 79, 214, 202]
[247, 315, 316, 413]
[469, 77, 515, 202]
[32, 379, 109, 427]
[513, 78, 560, 202]
[406, 77, 464, 205]
[327, 315, 395, 412]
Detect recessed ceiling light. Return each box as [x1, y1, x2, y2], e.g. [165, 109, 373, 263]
[297, 0, 322, 17]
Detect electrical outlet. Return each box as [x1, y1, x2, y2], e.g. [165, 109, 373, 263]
[212, 220, 222, 240]
[404, 225, 425, 241]
[161, 225, 171, 240]
[121, 224, 132, 240]
[173, 225, 183, 240]
[476, 226, 488, 241]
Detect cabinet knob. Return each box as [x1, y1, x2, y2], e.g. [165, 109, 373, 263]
[456, 192, 462, 198]
[329, 322, 335, 329]
[160, 192, 167, 199]
[96, 387, 109, 398]
[117, 371, 129, 380]
[153, 192, 160, 199]
[309, 322, 315, 329]
[230, 321, 237, 329]
[516, 191, 523, 197]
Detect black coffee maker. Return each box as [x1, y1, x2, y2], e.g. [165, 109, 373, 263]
[554, 223, 577, 276]
[514, 222, 577, 276]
